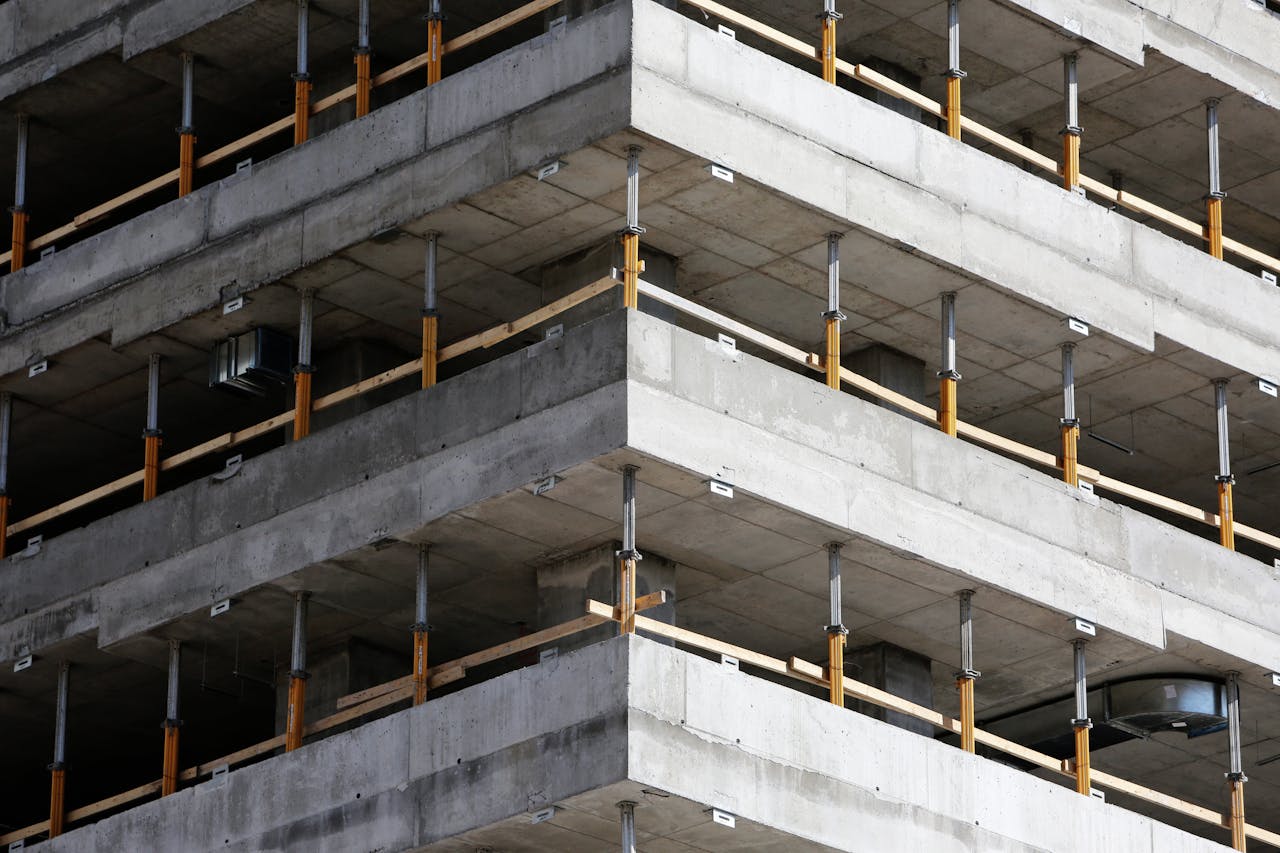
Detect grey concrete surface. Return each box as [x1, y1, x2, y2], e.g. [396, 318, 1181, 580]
[29, 636, 1231, 852]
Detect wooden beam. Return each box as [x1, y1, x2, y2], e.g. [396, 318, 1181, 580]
[72, 170, 182, 229]
[679, 0, 819, 61]
[838, 365, 937, 421]
[441, 0, 563, 56]
[312, 360, 420, 412]
[627, 610, 791, 677]
[66, 780, 163, 822]
[8, 469, 144, 536]
[160, 411, 295, 472]
[179, 735, 287, 782]
[846, 62, 944, 120]
[195, 116, 294, 170]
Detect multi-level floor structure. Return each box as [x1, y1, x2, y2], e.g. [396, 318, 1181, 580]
[3, 0, 1280, 850]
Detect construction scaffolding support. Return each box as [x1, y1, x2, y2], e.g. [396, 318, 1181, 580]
[178, 54, 196, 197]
[422, 232, 439, 389]
[427, 0, 444, 86]
[413, 544, 430, 706]
[1071, 639, 1092, 796]
[1205, 98, 1224, 260]
[957, 590, 978, 753]
[619, 801, 638, 853]
[355, 0, 372, 118]
[618, 466, 640, 636]
[294, 290, 315, 441]
[0, 392, 11, 559]
[826, 542, 847, 708]
[143, 354, 162, 501]
[161, 640, 182, 796]
[9, 114, 28, 272]
[937, 292, 959, 437]
[293, 0, 312, 146]
[1226, 672, 1246, 851]
[824, 233, 844, 390]
[49, 661, 70, 838]
[285, 592, 310, 753]
[1215, 379, 1235, 551]
[621, 146, 644, 309]
[1060, 343, 1079, 487]
[944, 0, 964, 140]
[820, 1, 841, 85]
[1061, 53, 1081, 192]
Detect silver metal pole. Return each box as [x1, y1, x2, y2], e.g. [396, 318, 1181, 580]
[296, 0, 310, 79]
[297, 290, 315, 368]
[424, 232, 439, 314]
[14, 114, 28, 209]
[0, 392, 12, 494]
[1063, 54, 1080, 132]
[947, 0, 961, 74]
[1072, 639, 1089, 724]
[146, 354, 162, 434]
[619, 801, 637, 853]
[166, 640, 181, 722]
[826, 233, 841, 317]
[939, 292, 958, 379]
[1061, 343, 1076, 425]
[1226, 671, 1243, 778]
[621, 466, 637, 557]
[626, 147, 641, 232]
[958, 590, 975, 676]
[827, 543, 843, 631]
[1215, 379, 1231, 480]
[358, 0, 371, 51]
[52, 661, 70, 767]
[290, 591, 310, 675]
[415, 545, 429, 629]
[180, 54, 195, 131]
[1206, 99, 1223, 199]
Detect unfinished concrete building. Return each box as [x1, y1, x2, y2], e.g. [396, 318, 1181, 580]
[4, 0, 1280, 849]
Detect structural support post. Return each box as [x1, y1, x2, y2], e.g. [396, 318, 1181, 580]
[177, 54, 196, 197]
[426, 0, 444, 86]
[1205, 99, 1224, 260]
[293, 0, 312, 146]
[820, 1, 841, 85]
[1226, 671, 1246, 851]
[354, 0, 372, 118]
[422, 232, 439, 389]
[617, 466, 640, 636]
[1061, 343, 1079, 486]
[293, 290, 315, 441]
[0, 392, 12, 559]
[619, 801, 638, 853]
[824, 233, 845, 390]
[412, 544, 430, 706]
[826, 543, 847, 707]
[10, 113, 29, 271]
[937, 292, 960, 437]
[143, 354, 162, 501]
[1071, 639, 1092, 796]
[1215, 379, 1235, 551]
[956, 590, 978, 753]
[49, 661, 69, 838]
[944, 0, 965, 140]
[1061, 53, 1082, 192]
[161, 640, 182, 796]
[285, 592, 310, 752]
[621, 146, 644, 309]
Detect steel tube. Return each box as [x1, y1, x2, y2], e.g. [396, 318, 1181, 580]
[826, 542, 845, 707]
[827, 543, 842, 631]
[939, 293, 957, 377]
[14, 114, 28, 209]
[146, 354, 161, 432]
[53, 661, 70, 766]
[1207, 99, 1222, 198]
[1063, 54, 1079, 132]
[0, 391, 11, 493]
[425, 233, 438, 313]
[619, 801, 637, 853]
[1227, 671, 1242, 777]
[413, 544, 430, 705]
[166, 640, 181, 720]
[824, 233, 843, 390]
[297, 290, 314, 368]
[621, 465, 637, 555]
[181, 54, 195, 130]
[1215, 379, 1231, 479]
[290, 592, 309, 674]
[947, 0, 960, 71]
[358, 0, 370, 49]
[626, 147, 640, 230]
[296, 1, 309, 77]
[1062, 344, 1076, 423]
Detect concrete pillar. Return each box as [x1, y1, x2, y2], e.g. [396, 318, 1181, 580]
[274, 637, 404, 736]
[846, 642, 935, 737]
[536, 542, 675, 653]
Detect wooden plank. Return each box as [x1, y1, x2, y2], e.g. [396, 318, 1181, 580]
[1223, 235, 1280, 276]
[441, 0, 563, 56]
[73, 170, 181, 228]
[337, 610, 610, 710]
[636, 589, 669, 611]
[9, 469, 145, 535]
[1091, 768, 1228, 827]
[160, 411, 295, 472]
[196, 115, 294, 169]
[959, 116, 1058, 173]
[1114, 190, 1202, 238]
[66, 779, 163, 822]
[847, 62, 943, 119]
[838, 365, 937, 421]
[638, 280, 815, 368]
[680, 0, 819, 61]
[373, 53, 430, 87]
[1092, 475, 1215, 525]
[1234, 521, 1280, 552]
[0, 819, 50, 845]
[956, 421, 1059, 470]
[1078, 174, 1120, 203]
[630, 611, 791, 677]
[438, 276, 617, 362]
[1245, 823, 1280, 848]
[313, 359, 420, 412]
[179, 735, 287, 782]
[313, 83, 360, 115]
[27, 220, 79, 252]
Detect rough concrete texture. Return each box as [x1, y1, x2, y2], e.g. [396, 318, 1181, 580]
[0, 1, 634, 375]
[7, 310, 1280, 681]
[0, 0, 257, 100]
[626, 0, 1280, 384]
[9, 0, 1280, 390]
[32, 637, 1229, 853]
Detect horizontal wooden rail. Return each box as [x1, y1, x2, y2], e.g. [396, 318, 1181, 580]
[1, 0, 556, 272]
[5, 277, 619, 540]
[679, 0, 1280, 278]
[638, 277, 1280, 554]
[589, 604, 1277, 849]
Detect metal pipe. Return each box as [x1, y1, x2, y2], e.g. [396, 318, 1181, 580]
[1206, 99, 1223, 199]
[959, 590, 974, 676]
[619, 801, 637, 853]
[53, 661, 70, 766]
[820, 0, 841, 86]
[957, 590, 977, 753]
[285, 591, 309, 751]
[827, 543, 842, 631]
[413, 544, 429, 705]
[358, 0, 370, 50]
[15, 113, 28, 209]
[1072, 639, 1088, 723]
[290, 592, 309, 675]
[424, 233, 438, 313]
[0, 391, 12, 494]
[426, 0, 444, 86]
[621, 147, 643, 309]
[1215, 379, 1231, 479]
[626, 147, 640, 231]
[824, 233, 844, 391]
[1226, 671, 1246, 850]
[146, 353, 161, 433]
[422, 232, 439, 389]
[1061, 343, 1079, 486]
[827, 542, 846, 708]
[162, 639, 182, 796]
[178, 55, 197, 197]
[621, 465, 637, 555]
[945, 0, 964, 139]
[166, 640, 181, 721]
[180, 54, 195, 131]
[1071, 639, 1092, 795]
[297, 290, 314, 368]
[1062, 54, 1080, 133]
[144, 354, 163, 500]
[619, 466, 639, 636]
[296, 0, 309, 78]
[938, 292, 959, 436]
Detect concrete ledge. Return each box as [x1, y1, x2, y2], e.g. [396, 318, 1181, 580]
[33, 637, 1228, 852]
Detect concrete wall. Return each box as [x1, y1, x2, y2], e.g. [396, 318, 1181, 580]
[32, 637, 1228, 852]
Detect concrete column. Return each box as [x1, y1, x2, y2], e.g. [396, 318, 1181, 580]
[537, 542, 675, 653]
[846, 642, 935, 736]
